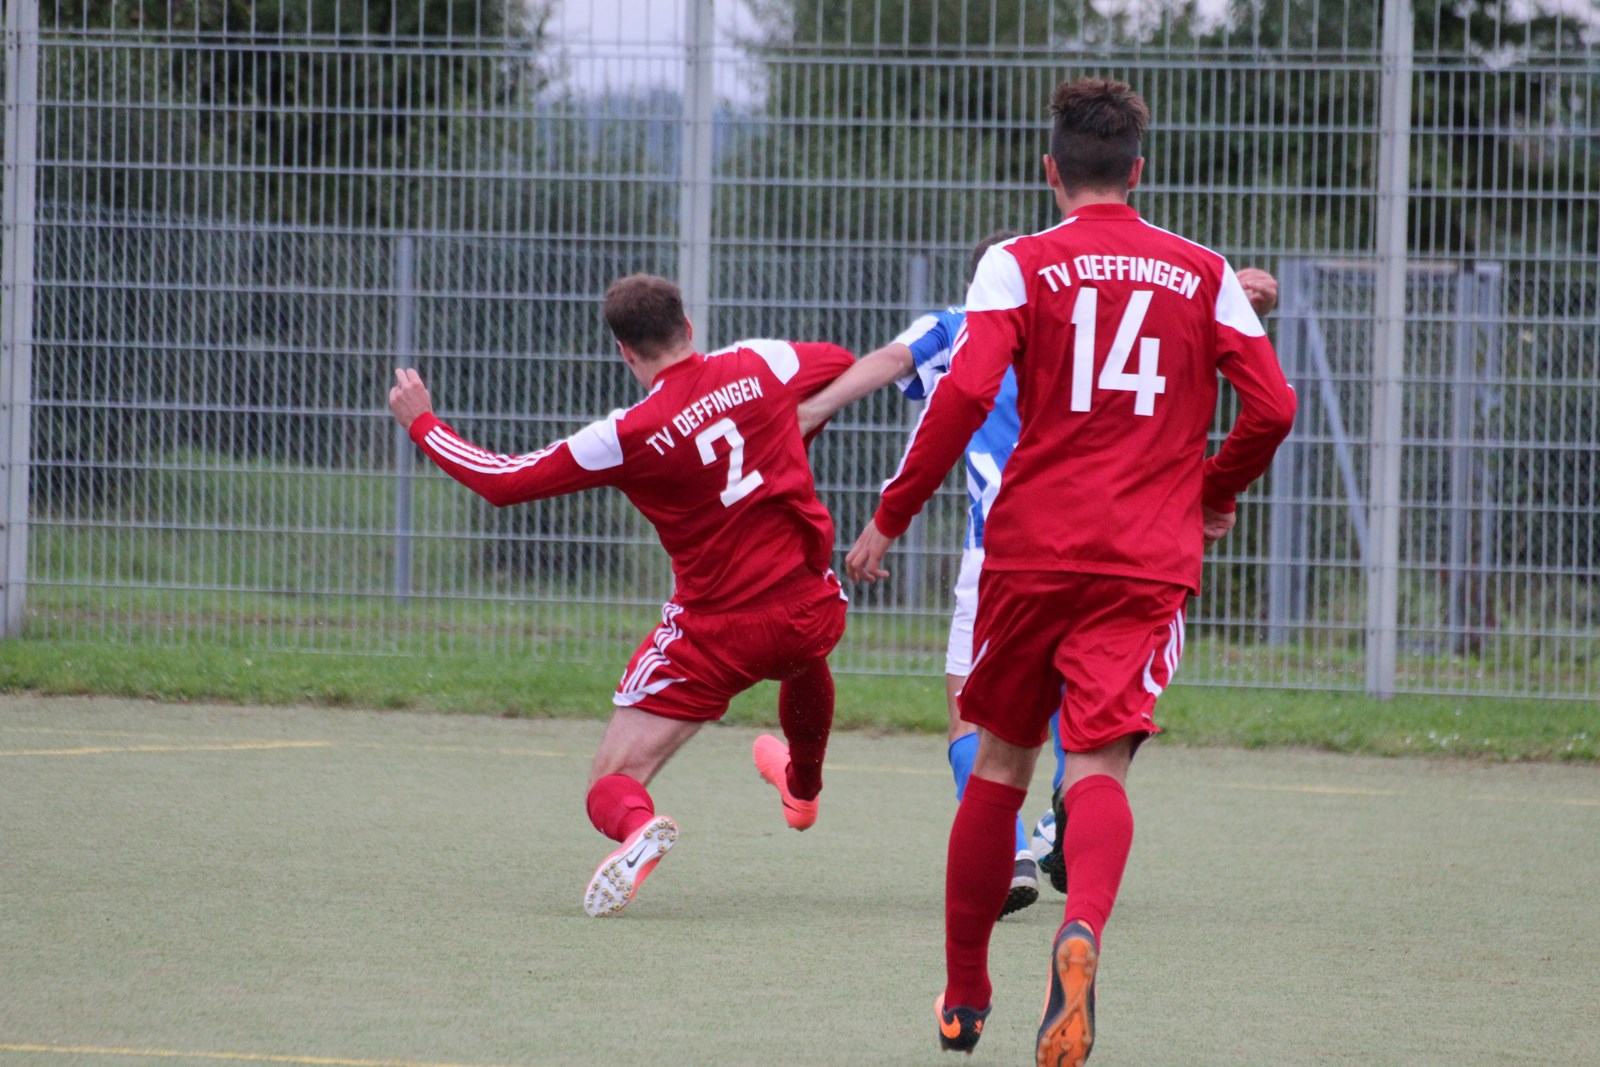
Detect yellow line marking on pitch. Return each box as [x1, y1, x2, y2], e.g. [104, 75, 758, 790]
[0, 741, 334, 758]
[0, 1044, 519, 1067]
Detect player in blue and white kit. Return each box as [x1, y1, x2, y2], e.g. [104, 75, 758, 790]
[799, 235, 1282, 917]
[801, 234, 1056, 916]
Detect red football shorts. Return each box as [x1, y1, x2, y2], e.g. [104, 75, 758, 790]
[613, 567, 848, 721]
[959, 569, 1188, 751]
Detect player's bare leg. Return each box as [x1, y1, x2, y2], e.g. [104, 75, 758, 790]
[582, 709, 702, 917]
[754, 658, 834, 829]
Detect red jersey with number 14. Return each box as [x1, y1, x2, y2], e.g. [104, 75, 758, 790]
[875, 203, 1297, 593]
[409, 340, 854, 612]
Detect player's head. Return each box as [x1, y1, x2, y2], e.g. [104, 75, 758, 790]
[1047, 77, 1148, 198]
[603, 273, 692, 365]
[969, 231, 1022, 280]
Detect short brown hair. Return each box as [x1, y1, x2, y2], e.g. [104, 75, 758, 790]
[1048, 78, 1149, 195]
[969, 230, 1022, 279]
[603, 274, 689, 359]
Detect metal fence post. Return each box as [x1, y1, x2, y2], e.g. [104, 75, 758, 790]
[679, 0, 714, 335]
[1366, 0, 1414, 698]
[0, 0, 40, 638]
[899, 254, 928, 612]
[1267, 259, 1309, 645]
[392, 235, 417, 604]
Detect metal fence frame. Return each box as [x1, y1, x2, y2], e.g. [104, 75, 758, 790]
[1, 0, 1595, 700]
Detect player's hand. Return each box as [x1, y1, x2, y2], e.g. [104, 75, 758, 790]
[845, 520, 895, 584]
[1202, 505, 1237, 547]
[1237, 268, 1278, 316]
[388, 368, 433, 431]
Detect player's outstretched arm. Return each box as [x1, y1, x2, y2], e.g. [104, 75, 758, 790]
[391, 368, 615, 508]
[796, 343, 915, 436]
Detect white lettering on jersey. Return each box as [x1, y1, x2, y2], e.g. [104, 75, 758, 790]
[695, 418, 765, 507]
[1072, 255, 1200, 300]
[669, 376, 765, 438]
[645, 427, 675, 455]
[1036, 262, 1076, 293]
[567, 411, 626, 471]
[1069, 288, 1166, 416]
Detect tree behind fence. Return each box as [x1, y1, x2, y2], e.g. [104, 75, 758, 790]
[1, 0, 1595, 699]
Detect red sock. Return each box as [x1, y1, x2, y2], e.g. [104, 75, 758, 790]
[1059, 774, 1134, 940]
[944, 774, 1027, 1010]
[778, 660, 834, 801]
[585, 773, 655, 843]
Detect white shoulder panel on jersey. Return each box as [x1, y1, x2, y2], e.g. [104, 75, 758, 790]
[1216, 265, 1267, 338]
[890, 313, 941, 349]
[965, 245, 1027, 312]
[566, 410, 625, 471]
[712, 338, 800, 383]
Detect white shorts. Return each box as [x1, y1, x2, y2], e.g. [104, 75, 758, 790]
[944, 546, 984, 677]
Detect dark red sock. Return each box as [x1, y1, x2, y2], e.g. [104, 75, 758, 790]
[944, 774, 1027, 1010]
[1059, 774, 1134, 941]
[585, 773, 655, 842]
[778, 660, 834, 801]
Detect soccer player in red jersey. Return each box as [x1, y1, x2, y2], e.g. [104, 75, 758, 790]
[388, 273, 854, 918]
[843, 79, 1298, 1061]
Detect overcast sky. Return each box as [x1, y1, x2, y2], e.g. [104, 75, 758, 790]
[548, 0, 764, 104]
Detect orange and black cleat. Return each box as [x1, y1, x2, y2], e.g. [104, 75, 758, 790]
[1036, 920, 1098, 1067]
[935, 994, 991, 1055]
[753, 734, 819, 830]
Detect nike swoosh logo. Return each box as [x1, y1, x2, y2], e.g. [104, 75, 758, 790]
[939, 1015, 963, 1040]
[622, 841, 652, 869]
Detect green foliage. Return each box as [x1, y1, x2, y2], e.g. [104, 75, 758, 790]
[739, 0, 1599, 259]
[38, 0, 557, 229]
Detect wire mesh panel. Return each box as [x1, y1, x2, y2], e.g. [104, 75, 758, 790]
[1, 0, 1595, 699]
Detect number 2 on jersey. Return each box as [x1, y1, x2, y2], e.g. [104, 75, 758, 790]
[1070, 287, 1166, 416]
[695, 417, 764, 506]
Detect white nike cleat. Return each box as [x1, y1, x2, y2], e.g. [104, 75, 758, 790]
[582, 815, 678, 918]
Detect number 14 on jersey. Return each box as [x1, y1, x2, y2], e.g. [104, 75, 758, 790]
[1070, 287, 1166, 416]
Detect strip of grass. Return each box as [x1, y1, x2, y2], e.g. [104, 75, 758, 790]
[0, 638, 1591, 761]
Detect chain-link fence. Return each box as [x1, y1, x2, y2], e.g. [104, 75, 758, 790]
[2, 0, 1595, 699]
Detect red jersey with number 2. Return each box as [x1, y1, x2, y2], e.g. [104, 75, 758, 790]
[409, 340, 854, 613]
[875, 203, 1297, 593]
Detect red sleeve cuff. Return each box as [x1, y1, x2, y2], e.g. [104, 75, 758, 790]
[873, 505, 913, 540]
[1201, 487, 1237, 514]
[407, 411, 441, 446]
